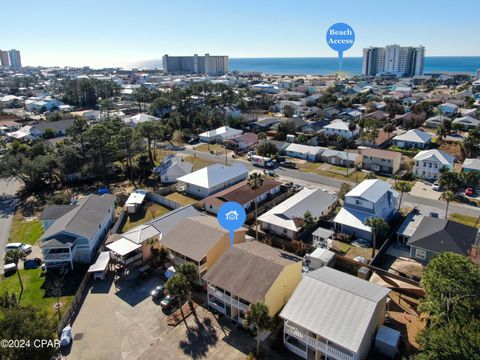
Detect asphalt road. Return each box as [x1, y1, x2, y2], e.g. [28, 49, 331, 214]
[183, 147, 480, 218]
[0, 178, 20, 275]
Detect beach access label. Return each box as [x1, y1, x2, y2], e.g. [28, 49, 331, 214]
[326, 23, 355, 71]
[217, 201, 246, 248]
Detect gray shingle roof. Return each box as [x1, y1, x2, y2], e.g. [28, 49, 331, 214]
[407, 217, 478, 256]
[40, 194, 115, 242]
[40, 205, 77, 221]
[32, 118, 75, 132]
[280, 267, 390, 354]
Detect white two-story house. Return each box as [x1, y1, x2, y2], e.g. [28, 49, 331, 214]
[323, 120, 360, 140]
[39, 194, 115, 270]
[413, 149, 454, 180]
[333, 179, 398, 240]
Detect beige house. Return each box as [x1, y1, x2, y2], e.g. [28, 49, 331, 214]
[160, 215, 246, 284]
[203, 241, 302, 323]
[360, 148, 401, 176]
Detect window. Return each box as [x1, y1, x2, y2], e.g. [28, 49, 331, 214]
[415, 248, 427, 260]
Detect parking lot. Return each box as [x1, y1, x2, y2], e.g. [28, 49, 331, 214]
[65, 273, 253, 360]
[409, 181, 442, 200]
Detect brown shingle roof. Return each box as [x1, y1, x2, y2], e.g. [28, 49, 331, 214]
[203, 241, 301, 303]
[360, 148, 401, 161]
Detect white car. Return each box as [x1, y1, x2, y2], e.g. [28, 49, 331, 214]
[432, 181, 441, 191]
[5, 242, 32, 254]
[3, 263, 17, 273]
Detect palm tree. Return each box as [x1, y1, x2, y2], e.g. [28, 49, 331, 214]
[395, 181, 412, 211]
[461, 137, 476, 160]
[177, 262, 197, 303]
[439, 171, 460, 192]
[4, 249, 26, 295]
[257, 132, 267, 145]
[243, 302, 272, 357]
[441, 190, 456, 218]
[383, 122, 395, 140]
[165, 273, 190, 321]
[364, 217, 388, 259]
[248, 173, 264, 242]
[437, 124, 446, 140]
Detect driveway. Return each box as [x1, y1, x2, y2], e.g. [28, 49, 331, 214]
[409, 181, 442, 200]
[0, 178, 20, 274]
[65, 274, 252, 360]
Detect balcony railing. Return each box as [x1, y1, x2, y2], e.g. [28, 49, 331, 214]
[208, 301, 225, 314]
[284, 341, 307, 359]
[43, 252, 71, 261]
[284, 322, 354, 360]
[208, 285, 249, 312]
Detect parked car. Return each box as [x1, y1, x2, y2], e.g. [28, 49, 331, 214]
[292, 184, 304, 192]
[24, 258, 42, 269]
[432, 181, 441, 191]
[5, 242, 32, 254]
[279, 161, 297, 169]
[60, 325, 72, 347]
[150, 285, 165, 300]
[3, 263, 17, 273]
[465, 187, 475, 196]
[160, 294, 177, 310]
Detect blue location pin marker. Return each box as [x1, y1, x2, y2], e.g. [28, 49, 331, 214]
[326, 23, 355, 71]
[217, 201, 246, 248]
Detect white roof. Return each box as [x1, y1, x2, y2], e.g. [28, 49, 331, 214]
[324, 120, 354, 131]
[106, 237, 141, 256]
[413, 149, 455, 165]
[393, 129, 432, 144]
[346, 179, 396, 203]
[463, 158, 480, 170]
[453, 116, 480, 126]
[258, 188, 337, 232]
[280, 267, 390, 354]
[199, 126, 242, 139]
[308, 248, 336, 264]
[88, 251, 110, 273]
[333, 207, 372, 232]
[124, 113, 160, 125]
[177, 163, 248, 189]
[396, 213, 424, 238]
[125, 189, 148, 206]
[285, 143, 325, 155]
[121, 224, 160, 245]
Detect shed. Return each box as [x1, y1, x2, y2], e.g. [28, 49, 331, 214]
[88, 251, 110, 280]
[125, 189, 147, 214]
[306, 248, 335, 269]
[375, 325, 400, 358]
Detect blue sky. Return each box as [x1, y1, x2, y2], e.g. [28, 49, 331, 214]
[2, 0, 480, 67]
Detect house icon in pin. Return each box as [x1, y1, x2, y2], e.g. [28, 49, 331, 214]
[225, 210, 239, 221]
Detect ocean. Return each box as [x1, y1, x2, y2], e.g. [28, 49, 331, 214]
[135, 57, 480, 76]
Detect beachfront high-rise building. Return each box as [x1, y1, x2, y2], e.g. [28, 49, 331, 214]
[162, 54, 228, 75]
[362, 45, 425, 77]
[8, 49, 22, 68]
[0, 50, 9, 67]
[476, 69, 480, 80]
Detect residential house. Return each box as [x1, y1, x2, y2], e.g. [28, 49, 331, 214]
[7, 125, 33, 141]
[323, 120, 360, 140]
[302, 119, 329, 134]
[30, 119, 75, 138]
[462, 158, 480, 173]
[363, 110, 388, 122]
[413, 149, 454, 180]
[452, 116, 480, 130]
[424, 115, 451, 128]
[407, 217, 479, 262]
[177, 163, 248, 198]
[153, 155, 193, 183]
[360, 148, 401, 176]
[39, 204, 77, 231]
[227, 132, 258, 150]
[219, 105, 241, 118]
[159, 215, 246, 284]
[459, 108, 477, 118]
[280, 267, 390, 360]
[320, 149, 360, 167]
[392, 129, 432, 149]
[0, 120, 22, 133]
[203, 241, 302, 323]
[259, 188, 338, 239]
[323, 107, 341, 119]
[438, 102, 459, 115]
[39, 194, 115, 270]
[199, 178, 282, 215]
[285, 143, 326, 161]
[333, 179, 398, 240]
[123, 113, 161, 127]
[199, 126, 243, 143]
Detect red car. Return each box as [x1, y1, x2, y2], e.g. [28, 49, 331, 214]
[465, 188, 475, 196]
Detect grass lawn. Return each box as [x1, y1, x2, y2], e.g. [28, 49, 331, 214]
[193, 143, 225, 153]
[298, 162, 368, 183]
[0, 266, 86, 320]
[184, 156, 216, 171]
[331, 240, 373, 260]
[449, 213, 480, 228]
[8, 214, 44, 245]
[122, 203, 170, 232]
[165, 192, 198, 206]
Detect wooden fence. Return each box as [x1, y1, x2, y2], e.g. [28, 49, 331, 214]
[56, 272, 92, 335]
